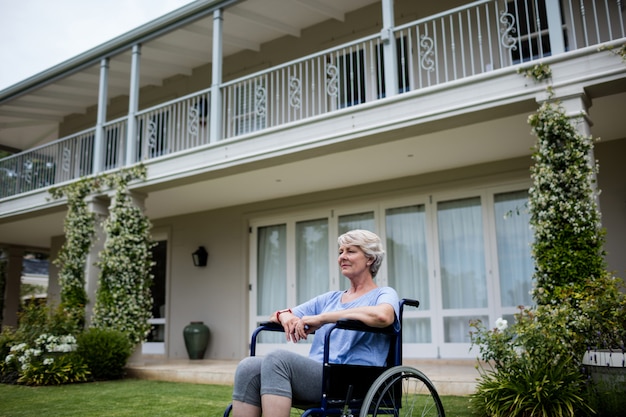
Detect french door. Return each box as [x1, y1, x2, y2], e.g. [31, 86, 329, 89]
[249, 185, 533, 358]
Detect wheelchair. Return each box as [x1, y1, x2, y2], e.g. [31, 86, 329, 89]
[224, 298, 445, 417]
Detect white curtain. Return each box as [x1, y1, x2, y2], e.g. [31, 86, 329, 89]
[257, 225, 287, 316]
[385, 205, 431, 343]
[296, 219, 329, 305]
[385, 205, 429, 307]
[494, 190, 533, 307]
[338, 212, 375, 235]
[338, 212, 375, 290]
[437, 197, 487, 309]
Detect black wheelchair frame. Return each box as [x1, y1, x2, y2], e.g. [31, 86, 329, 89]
[224, 298, 445, 417]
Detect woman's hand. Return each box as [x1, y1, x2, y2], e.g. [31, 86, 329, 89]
[294, 315, 321, 341]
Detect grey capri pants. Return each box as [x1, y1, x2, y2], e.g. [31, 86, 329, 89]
[232, 349, 324, 407]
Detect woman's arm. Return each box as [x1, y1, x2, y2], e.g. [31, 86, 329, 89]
[295, 303, 396, 340]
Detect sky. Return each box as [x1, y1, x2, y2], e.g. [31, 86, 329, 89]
[0, 0, 197, 91]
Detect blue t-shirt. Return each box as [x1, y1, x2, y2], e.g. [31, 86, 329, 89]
[291, 287, 399, 366]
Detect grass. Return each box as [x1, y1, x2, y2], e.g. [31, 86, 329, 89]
[0, 379, 473, 416]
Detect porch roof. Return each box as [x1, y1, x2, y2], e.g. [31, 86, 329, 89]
[0, 0, 377, 153]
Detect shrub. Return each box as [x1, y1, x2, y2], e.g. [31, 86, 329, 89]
[76, 328, 132, 380]
[15, 302, 80, 343]
[0, 327, 18, 383]
[3, 333, 90, 386]
[470, 307, 594, 416]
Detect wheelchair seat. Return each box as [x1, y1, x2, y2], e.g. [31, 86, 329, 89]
[224, 298, 445, 417]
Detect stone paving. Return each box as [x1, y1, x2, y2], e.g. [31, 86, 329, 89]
[126, 358, 480, 396]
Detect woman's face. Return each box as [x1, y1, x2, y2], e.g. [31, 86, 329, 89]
[338, 244, 371, 278]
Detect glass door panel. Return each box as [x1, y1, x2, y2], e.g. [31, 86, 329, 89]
[494, 190, 533, 308]
[296, 219, 329, 305]
[437, 197, 487, 309]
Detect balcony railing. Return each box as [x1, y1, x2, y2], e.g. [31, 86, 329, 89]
[1, 0, 624, 200]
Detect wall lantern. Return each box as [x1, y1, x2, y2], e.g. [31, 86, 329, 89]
[192, 246, 208, 267]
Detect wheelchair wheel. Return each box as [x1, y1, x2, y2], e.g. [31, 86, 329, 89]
[359, 365, 445, 417]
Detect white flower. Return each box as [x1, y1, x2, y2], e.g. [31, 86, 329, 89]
[495, 318, 508, 331]
[43, 358, 54, 366]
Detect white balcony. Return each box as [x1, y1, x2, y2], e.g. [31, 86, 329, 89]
[0, 0, 624, 202]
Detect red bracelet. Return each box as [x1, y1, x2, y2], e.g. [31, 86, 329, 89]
[276, 308, 292, 322]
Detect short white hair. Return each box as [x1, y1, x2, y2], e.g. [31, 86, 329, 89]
[338, 229, 385, 277]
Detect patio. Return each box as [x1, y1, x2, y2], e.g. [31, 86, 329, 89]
[125, 357, 479, 396]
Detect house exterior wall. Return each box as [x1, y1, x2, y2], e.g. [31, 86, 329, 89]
[151, 134, 625, 360]
[596, 138, 626, 277]
[1, 0, 625, 360]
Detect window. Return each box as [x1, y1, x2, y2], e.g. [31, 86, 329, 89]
[335, 49, 366, 108]
[376, 35, 411, 97]
[103, 127, 121, 171]
[505, 0, 554, 62]
[250, 186, 533, 357]
[385, 204, 432, 343]
[296, 219, 329, 305]
[137, 111, 169, 160]
[230, 81, 267, 136]
[494, 190, 533, 307]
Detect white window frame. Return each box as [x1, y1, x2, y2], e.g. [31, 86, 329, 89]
[248, 180, 532, 359]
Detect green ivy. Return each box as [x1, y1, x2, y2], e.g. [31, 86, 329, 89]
[528, 101, 605, 306]
[517, 62, 552, 82]
[469, 93, 612, 416]
[91, 165, 155, 346]
[50, 178, 101, 328]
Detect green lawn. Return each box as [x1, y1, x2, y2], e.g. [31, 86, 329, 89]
[0, 379, 473, 416]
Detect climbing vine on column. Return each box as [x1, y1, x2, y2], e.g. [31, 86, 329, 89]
[91, 165, 155, 346]
[50, 178, 101, 329]
[528, 100, 605, 306]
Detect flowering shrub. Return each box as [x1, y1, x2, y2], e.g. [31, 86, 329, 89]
[528, 100, 605, 306]
[470, 307, 594, 416]
[91, 165, 155, 346]
[469, 94, 616, 416]
[517, 62, 552, 82]
[50, 178, 101, 328]
[3, 333, 89, 386]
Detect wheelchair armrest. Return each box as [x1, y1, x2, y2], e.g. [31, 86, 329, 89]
[401, 298, 420, 309]
[257, 321, 284, 331]
[250, 322, 284, 356]
[334, 319, 395, 335]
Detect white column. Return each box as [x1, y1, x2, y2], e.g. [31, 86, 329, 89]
[126, 44, 142, 165]
[93, 58, 109, 173]
[381, 0, 398, 98]
[209, 9, 224, 143]
[83, 196, 109, 326]
[545, 0, 565, 55]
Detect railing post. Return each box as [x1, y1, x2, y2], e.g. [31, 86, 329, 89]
[210, 8, 224, 144]
[93, 58, 109, 174]
[545, 0, 566, 55]
[381, 0, 398, 98]
[126, 44, 141, 165]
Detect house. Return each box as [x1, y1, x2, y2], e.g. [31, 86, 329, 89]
[0, 0, 624, 361]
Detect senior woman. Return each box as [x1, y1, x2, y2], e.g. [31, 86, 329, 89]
[231, 229, 399, 417]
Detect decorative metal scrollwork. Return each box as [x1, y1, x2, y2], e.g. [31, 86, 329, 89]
[419, 35, 435, 72]
[326, 64, 339, 97]
[255, 84, 267, 117]
[147, 119, 158, 151]
[289, 76, 302, 109]
[499, 11, 518, 50]
[62, 146, 71, 173]
[188, 105, 200, 136]
[23, 159, 32, 185]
